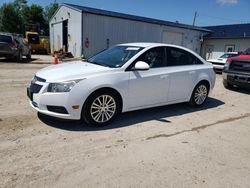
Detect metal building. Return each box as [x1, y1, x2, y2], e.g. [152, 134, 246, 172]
[50, 3, 211, 58]
[202, 23, 250, 60]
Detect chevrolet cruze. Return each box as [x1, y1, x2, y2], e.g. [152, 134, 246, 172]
[27, 43, 216, 126]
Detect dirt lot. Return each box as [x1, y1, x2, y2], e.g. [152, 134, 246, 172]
[0, 60, 250, 188]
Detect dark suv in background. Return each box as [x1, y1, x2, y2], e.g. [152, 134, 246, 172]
[0, 33, 31, 62]
[223, 47, 250, 90]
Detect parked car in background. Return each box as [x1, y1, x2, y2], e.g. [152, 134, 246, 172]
[27, 43, 215, 126]
[0, 33, 31, 62]
[223, 48, 250, 89]
[207, 52, 241, 71]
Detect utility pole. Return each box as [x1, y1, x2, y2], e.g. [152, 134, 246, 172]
[192, 11, 197, 26]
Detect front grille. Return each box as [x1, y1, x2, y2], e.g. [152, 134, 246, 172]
[47, 106, 69, 114]
[229, 60, 250, 73]
[212, 62, 224, 66]
[227, 74, 250, 83]
[30, 83, 43, 93]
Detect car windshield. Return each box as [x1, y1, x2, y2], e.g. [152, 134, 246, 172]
[243, 48, 250, 55]
[87, 46, 144, 68]
[0, 35, 13, 43]
[220, 53, 238, 58]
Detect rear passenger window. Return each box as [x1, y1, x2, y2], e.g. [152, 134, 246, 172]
[0, 35, 13, 44]
[167, 47, 203, 66]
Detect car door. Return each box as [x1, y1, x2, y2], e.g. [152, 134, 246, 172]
[166, 47, 201, 102]
[127, 47, 170, 109]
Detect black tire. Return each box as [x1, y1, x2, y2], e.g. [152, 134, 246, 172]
[26, 50, 31, 60]
[189, 81, 209, 107]
[223, 80, 233, 89]
[43, 49, 48, 55]
[16, 51, 22, 62]
[82, 90, 121, 126]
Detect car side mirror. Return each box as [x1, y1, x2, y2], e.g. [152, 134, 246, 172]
[133, 61, 150, 71]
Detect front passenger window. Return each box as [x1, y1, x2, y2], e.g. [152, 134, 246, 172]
[137, 47, 165, 68]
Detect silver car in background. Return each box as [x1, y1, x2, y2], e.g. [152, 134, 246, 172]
[0, 33, 31, 62]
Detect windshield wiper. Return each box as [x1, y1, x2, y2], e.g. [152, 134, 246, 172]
[86, 61, 111, 68]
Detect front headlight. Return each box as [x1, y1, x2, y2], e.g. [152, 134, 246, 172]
[223, 61, 230, 71]
[47, 81, 76, 92]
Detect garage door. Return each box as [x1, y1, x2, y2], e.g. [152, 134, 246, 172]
[162, 31, 183, 46]
[52, 22, 63, 51]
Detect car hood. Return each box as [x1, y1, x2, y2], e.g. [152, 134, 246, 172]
[207, 58, 227, 63]
[228, 54, 250, 62]
[36, 61, 111, 82]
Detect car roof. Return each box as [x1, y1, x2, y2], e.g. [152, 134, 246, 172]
[0, 32, 13, 37]
[118, 42, 186, 48]
[224, 52, 239, 54]
[117, 42, 201, 55]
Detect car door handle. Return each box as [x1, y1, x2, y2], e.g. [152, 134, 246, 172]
[160, 75, 168, 79]
[189, 71, 196, 74]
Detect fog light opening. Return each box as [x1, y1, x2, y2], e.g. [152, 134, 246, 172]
[72, 105, 80, 109]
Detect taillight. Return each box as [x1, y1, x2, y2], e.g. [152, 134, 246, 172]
[9, 42, 17, 48]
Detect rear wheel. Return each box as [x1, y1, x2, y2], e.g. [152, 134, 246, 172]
[26, 50, 31, 60]
[189, 82, 209, 107]
[82, 91, 121, 126]
[16, 51, 22, 62]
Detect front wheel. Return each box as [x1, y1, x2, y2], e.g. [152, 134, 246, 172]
[223, 80, 233, 89]
[82, 91, 121, 126]
[189, 82, 209, 107]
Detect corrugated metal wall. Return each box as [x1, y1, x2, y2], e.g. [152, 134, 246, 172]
[82, 13, 206, 58]
[50, 6, 208, 58]
[202, 38, 250, 59]
[82, 13, 161, 57]
[51, 22, 63, 51]
[50, 6, 82, 57]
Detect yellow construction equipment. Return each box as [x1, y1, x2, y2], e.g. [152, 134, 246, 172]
[24, 31, 50, 54]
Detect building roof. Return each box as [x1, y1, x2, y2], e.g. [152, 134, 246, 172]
[204, 23, 250, 39]
[62, 3, 211, 32]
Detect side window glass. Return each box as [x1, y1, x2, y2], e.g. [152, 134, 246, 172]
[193, 57, 203, 65]
[167, 47, 203, 66]
[137, 47, 165, 68]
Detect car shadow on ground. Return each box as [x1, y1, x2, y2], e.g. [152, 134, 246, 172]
[0, 57, 49, 64]
[226, 87, 250, 95]
[38, 97, 225, 132]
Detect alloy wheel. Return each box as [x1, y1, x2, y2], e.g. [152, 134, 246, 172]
[90, 95, 116, 123]
[194, 85, 208, 105]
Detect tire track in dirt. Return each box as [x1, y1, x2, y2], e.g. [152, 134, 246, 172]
[146, 113, 250, 140]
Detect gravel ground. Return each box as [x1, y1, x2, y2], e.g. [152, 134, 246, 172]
[0, 61, 250, 188]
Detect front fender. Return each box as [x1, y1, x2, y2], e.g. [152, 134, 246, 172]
[69, 73, 129, 111]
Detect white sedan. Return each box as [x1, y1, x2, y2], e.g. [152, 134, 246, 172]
[27, 43, 216, 126]
[207, 52, 240, 70]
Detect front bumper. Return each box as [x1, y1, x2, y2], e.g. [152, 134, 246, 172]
[222, 71, 250, 89]
[27, 81, 83, 120]
[211, 63, 224, 70]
